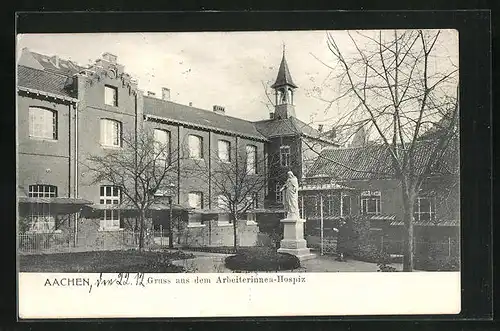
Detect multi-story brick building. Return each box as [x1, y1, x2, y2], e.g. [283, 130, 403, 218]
[16, 47, 337, 249]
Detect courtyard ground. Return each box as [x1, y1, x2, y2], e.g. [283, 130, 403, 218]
[19, 248, 404, 273]
[172, 250, 404, 273]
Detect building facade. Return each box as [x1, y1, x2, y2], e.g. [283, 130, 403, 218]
[17, 47, 335, 250]
[302, 140, 460, 255]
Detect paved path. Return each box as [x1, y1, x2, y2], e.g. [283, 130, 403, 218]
[172, 250, 403, 273]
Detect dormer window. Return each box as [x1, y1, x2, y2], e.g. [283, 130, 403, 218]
[104, 85, 118, 106]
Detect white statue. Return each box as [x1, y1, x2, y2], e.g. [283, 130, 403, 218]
[281, 171, 300, 219]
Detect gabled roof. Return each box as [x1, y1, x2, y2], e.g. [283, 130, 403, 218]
[307, 139, 459, 180]
[254, 116, 336, 145]
[271, 53, 297, 89]
[143, 96, 267, 141]
[17, 65, 76, 99]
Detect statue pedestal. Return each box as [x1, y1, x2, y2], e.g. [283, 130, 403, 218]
[277, 218, 316, 261]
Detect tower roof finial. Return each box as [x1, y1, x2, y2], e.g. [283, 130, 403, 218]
[271, 43, 297, 89]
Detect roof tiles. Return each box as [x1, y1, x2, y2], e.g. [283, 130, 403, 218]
[307, 139, 459, 180]
[17, 66, 75, 99]
[143, 96, 267, 141]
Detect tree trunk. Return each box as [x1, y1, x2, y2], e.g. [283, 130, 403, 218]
[402, 187, 416, 271]
[139, 209, 145, 251]
[232, 214, 238, 251]
[169, 197, 174, 249]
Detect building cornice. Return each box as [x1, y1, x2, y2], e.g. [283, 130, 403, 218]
[18, 86, 78, 104]
[144, 114, 269, 142]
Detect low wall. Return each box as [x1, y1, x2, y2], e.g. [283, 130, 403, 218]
[177, 220, 259, 247]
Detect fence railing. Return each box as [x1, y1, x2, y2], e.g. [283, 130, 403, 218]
[369, 237, 460, 258]
[18, 232, 72, 254]
[18, 230, 159, 254]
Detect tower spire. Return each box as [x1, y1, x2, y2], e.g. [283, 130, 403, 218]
[271, 46, 297, 119]
[271, 47, 297, 89]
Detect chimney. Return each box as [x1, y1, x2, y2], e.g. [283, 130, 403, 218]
[213, 105, 225, 114]
[270, 112, 275, 119]
[189, 102, 193, 107]
[50, 55, 60, 68]
[147, 91, 156, 97]
[162, 87, 171, 101]
[102, 52, 117, 63]
[318, 124, 324, 133]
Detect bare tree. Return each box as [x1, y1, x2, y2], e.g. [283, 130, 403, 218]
[308, 30, 459, 271]
[86, 128, 180, 250]
[188, 146, 278, 250]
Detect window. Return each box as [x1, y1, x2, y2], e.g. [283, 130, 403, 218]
[28, 185, 58, 232]
[29, 107, 57, 140]
[28, 184, 57, 198]
[280, 145, 290, 167]
[361, 190, 381, 215]
[217, 194, 229, 211]
[104, 85, 118, 106]
[100, 185, 121, 229]
[217, 194, 231, 225]
[325, 194, 340, 216]
[188, 135, 203, 159]
[100, 119, 122, 147]
[276, 183, 283, 203]
[342, 195, 351, 217]
[247, 212, 256, 222]
[29, 204, 56, 232]
[251, 192, 258, 209]
[218, 140, 231, 162]
[245, 192, 258, 209]
[188, 192, 203, 209]
[154, 129, 171, 164]
[303, 195, 320, 218]
[414, 196, 435, 222]
[246, 145, 257, 174]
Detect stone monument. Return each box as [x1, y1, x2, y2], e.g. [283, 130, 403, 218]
[277, 171, 315, 261]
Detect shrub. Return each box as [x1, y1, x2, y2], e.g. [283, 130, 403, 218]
[225, 247, 300, 271]
[181, 246, 238, 254]
[377, 263, 397, 272]
[337, 215, 398, 271]
[414, 239, 460, 271]
[100, 263, 185, 273]
[414, 255, 459, 271]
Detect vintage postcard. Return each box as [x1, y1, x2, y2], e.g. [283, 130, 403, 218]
[16, 29, 460, 319]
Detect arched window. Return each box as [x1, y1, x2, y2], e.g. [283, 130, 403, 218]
[154, 129, 171, 164]
[280, 145, 290, 167]
[188, 135, 203, 159]
[100, 119, 122, 147]
[217, 140, 231, 162]
[280, 89, 287, 104]
[276, 183, 283, 203]
[29, 107, 57, 140]
[246, 145, 257, 174]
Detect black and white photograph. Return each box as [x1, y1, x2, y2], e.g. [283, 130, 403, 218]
[16, 27, 462, 318]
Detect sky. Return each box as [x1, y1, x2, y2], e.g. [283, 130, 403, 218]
[17, 30, 458, 126]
